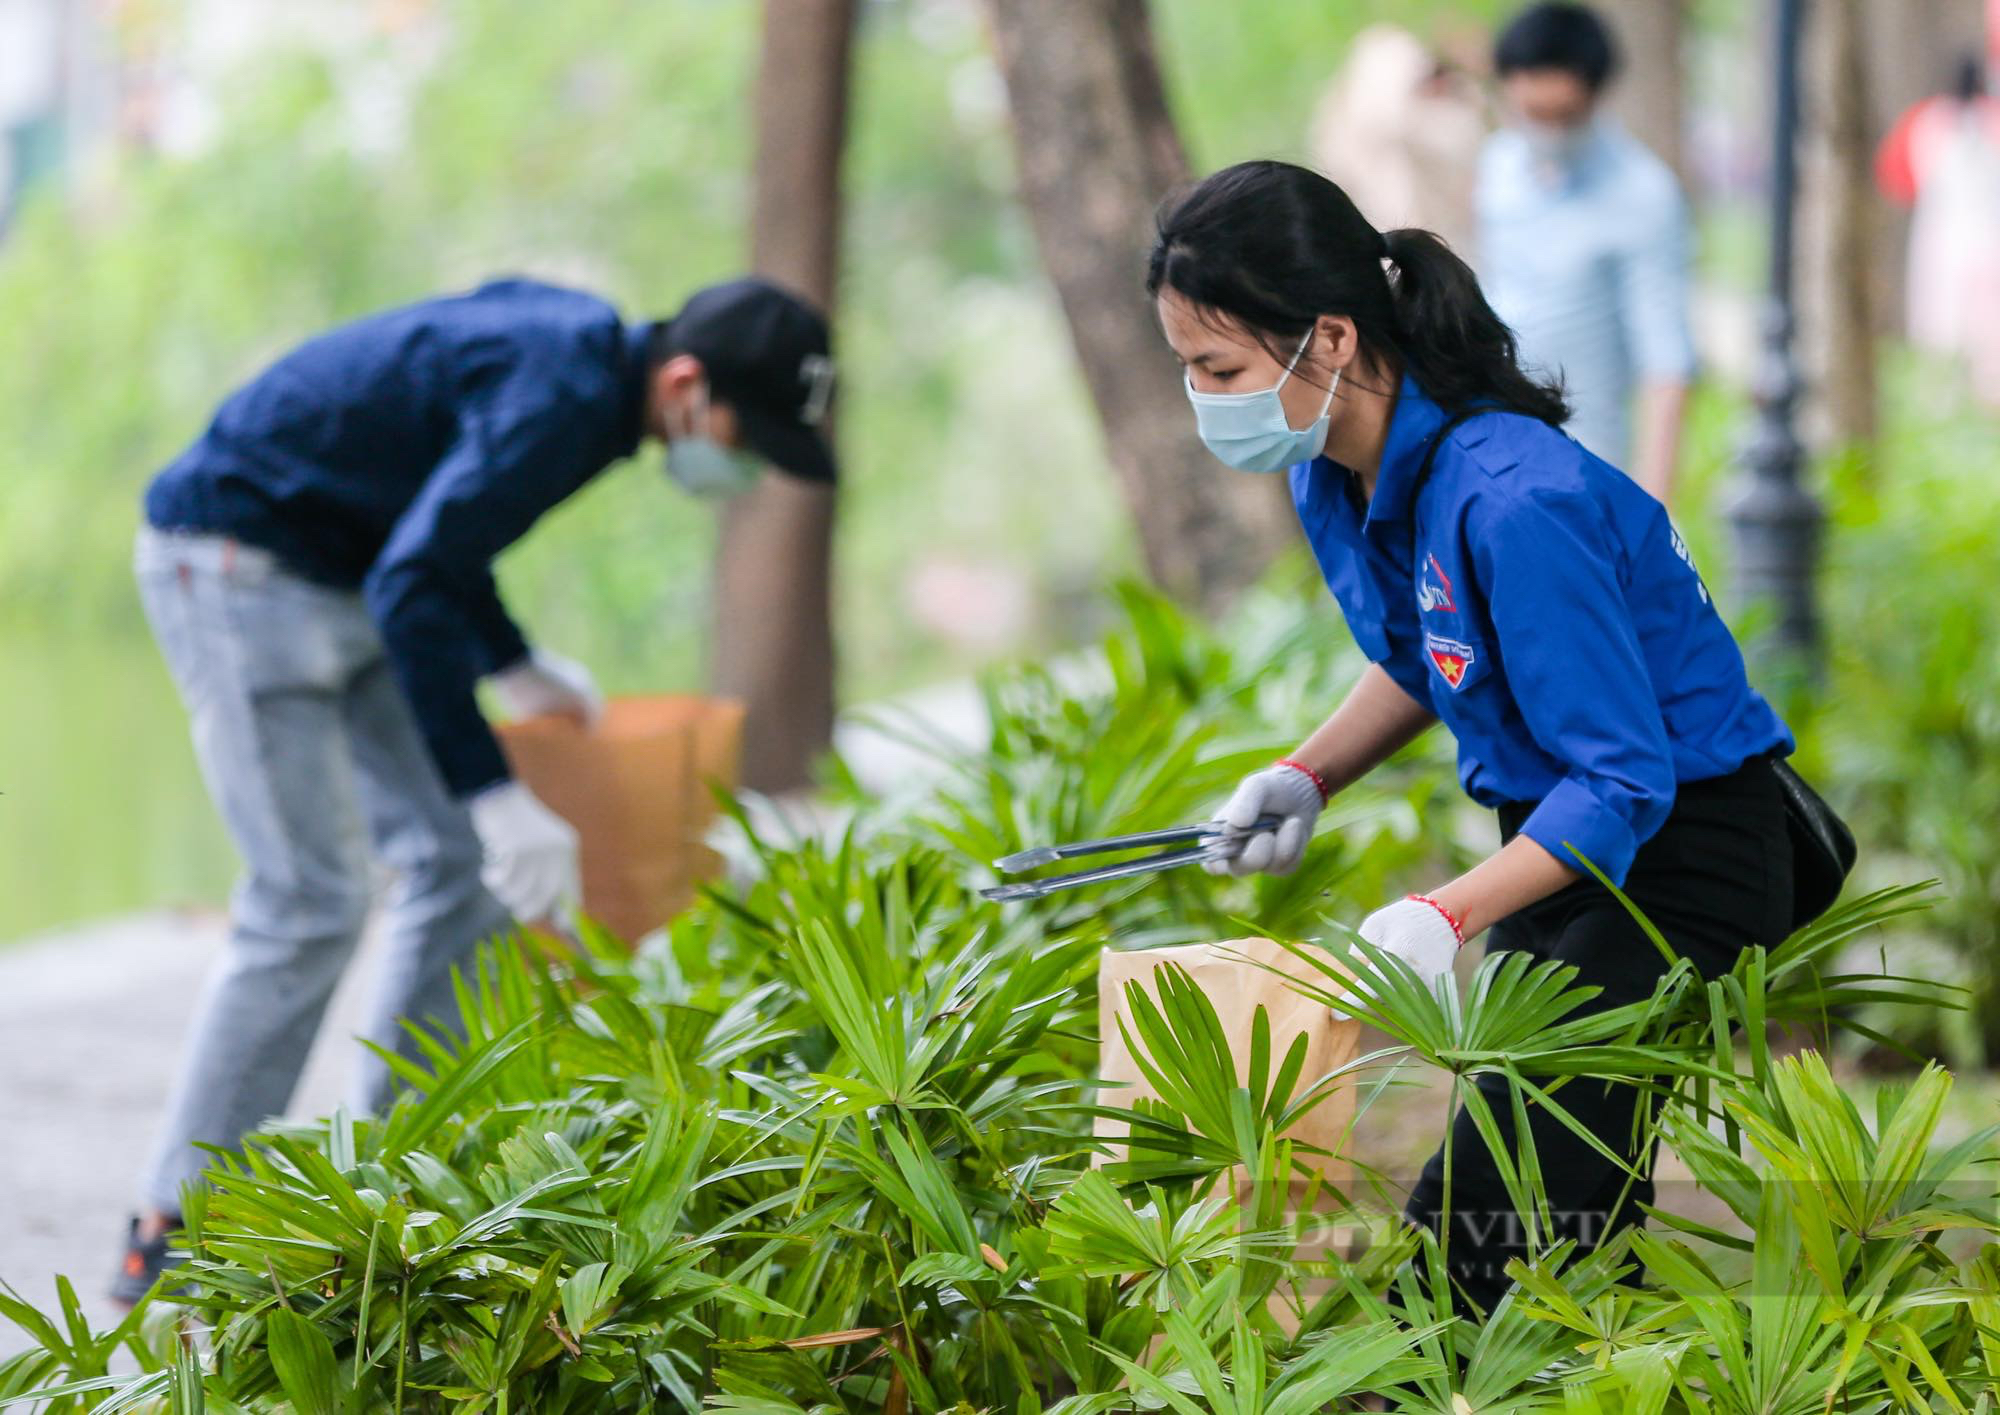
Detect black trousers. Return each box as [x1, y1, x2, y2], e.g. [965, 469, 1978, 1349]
[1400, 754, 1795, 1316]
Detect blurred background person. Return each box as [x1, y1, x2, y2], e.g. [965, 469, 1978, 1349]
[1876, 53, 2000, 408]
[1477, 1, 1696, 501]
[1308, 23, 1487, 261]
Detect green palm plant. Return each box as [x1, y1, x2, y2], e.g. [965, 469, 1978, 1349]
[0, 1279, 186, 1413]
[862, 580, 1466, 954]
[4, 582, 1992, 1412]
[1078, 1307, 1443, 1415]
[1641, 1054, 2000, 1409]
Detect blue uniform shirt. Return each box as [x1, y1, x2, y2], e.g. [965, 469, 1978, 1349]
[146, 278, 651, 797]
[1289, 375, 1791, 885]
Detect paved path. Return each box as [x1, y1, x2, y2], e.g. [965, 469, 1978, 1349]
[0, 908, 384, 1341]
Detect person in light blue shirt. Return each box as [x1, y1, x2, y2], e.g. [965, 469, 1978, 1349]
[1147, 159, 1811, 1318]
[1477, 2, 1695, 500]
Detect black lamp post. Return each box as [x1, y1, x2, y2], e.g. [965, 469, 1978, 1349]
[1725, 0, 1822, 669]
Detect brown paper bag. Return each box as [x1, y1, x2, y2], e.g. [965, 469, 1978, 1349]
[1097, 939, 1365, 1317]
[496, 696, 745, 944]
[1096, 937, 1361, 1182]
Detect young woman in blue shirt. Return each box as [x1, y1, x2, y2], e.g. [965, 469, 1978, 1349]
[1148, 159, 1799, 1317]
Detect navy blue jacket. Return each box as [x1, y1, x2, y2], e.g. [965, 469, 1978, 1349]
[1290, 374, 1792, 885]
[146, 279, 652, 797]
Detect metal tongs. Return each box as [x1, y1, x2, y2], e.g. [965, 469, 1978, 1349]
[980, 815, 1281, 902]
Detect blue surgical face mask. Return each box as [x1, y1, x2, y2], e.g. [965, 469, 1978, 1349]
[1184, 329, 1339, 474]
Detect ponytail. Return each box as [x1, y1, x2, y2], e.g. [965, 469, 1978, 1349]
[1381, 227, 1570, 425]
[1148, 161, 1569, 426]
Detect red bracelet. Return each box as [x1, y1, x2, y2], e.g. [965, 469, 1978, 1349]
[1275, 757, 1331, 805]
[1407, 893, 1466, 947]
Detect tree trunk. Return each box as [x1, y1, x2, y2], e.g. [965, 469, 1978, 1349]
[983, 0, 1294, 611]
[1862, 0, 1983, 132]
[1801, 0, 1880, 448]
[712, 0, 855, 794]
[1603, 0, 1687, 183]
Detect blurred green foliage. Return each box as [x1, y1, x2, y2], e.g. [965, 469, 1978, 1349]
[1, 0, 1516, 664]
[1673, 354, 2000, 1065]
[1799, 359, 2000, 1066]
[0, 0, 1503, 937]
[7, 0, 1999, 1070]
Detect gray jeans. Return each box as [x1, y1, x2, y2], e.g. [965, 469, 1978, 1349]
[134, 527, 509, 1212]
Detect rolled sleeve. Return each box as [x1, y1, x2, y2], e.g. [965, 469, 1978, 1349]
[1519, 774, 1644, 886]
[1476, 488, 1677, 885]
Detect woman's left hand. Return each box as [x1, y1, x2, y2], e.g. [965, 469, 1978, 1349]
[1332, 896, 1464, 1016]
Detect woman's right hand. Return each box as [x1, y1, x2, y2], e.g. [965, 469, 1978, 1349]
[1203, 759, 1330, 877]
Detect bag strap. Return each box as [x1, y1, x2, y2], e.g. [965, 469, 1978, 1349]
[1408, 406, 1488, 560]
[1412, 407, 1488, 497]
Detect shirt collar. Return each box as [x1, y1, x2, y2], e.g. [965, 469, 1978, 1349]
[1352, 372, 1444, 532]
[1555, 120, 1616, 190]
[620, 320, 657, 455]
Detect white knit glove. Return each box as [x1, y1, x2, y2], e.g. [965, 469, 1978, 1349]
[468, 781, 580, 925]
[1202, 760, 1328, 877]
[487, 649, 602, 726]
[1330, 895, 1465, 1019]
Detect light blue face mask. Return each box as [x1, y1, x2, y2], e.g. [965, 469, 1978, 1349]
[1183, 328, 1340, 474]
[666, 436, 762, 499]
[663, 381, 764, 499]
[1520, 119, 1595, 177]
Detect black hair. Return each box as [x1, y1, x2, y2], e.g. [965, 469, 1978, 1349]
[645, 319, 677, 367]
[1494, 2, 1619, 92]
[1146, 160, 1569, 427]
[1954, 52, 1986, 104]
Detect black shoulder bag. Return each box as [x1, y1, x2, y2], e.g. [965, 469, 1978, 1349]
[1770, 757, 1857, 930]
[1413, 409, 1856, 931]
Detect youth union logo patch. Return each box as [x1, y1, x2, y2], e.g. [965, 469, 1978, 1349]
[1416, 553, 1456, 613]
[1425, 633, 1475, 689]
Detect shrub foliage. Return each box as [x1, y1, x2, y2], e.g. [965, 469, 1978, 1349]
[3, 586, 1990, 1412]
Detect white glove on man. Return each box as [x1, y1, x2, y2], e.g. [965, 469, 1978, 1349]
[488, 649, 603, 726]
[1330, 895, 1465, 1018]
[468, 780, 580, 925]
[1202, 760, 1328, 877]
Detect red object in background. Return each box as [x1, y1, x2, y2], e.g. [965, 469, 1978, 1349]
[1875, 94, 2000, 205]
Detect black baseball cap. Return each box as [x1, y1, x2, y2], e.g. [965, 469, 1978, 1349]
[659, 277, 838, 483]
